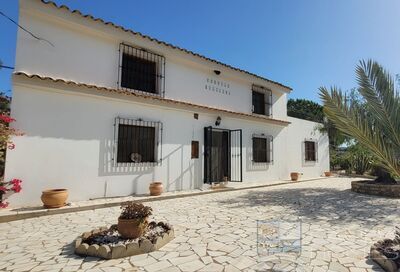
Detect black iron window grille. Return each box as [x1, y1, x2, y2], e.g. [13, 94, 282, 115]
[252, 134, 273, 163]
[113, 117, 163, 166]
[304, 140, 318, 162]
[252, 85, 272, 116]
[118, 43, 165, 96]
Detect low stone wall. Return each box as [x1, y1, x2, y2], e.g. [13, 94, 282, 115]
[351, 180, 400, 198]
[75, 225, 175, 259]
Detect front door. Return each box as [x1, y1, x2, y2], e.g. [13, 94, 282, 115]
[204, 127, 242, 183]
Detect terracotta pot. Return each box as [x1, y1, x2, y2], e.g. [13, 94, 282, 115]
[149, 182, 163, 196]
[41, 189, 68, 208]
[290, 172, 300, 181]
[324, 171, 332, 177]
[117, 218, 148, 239]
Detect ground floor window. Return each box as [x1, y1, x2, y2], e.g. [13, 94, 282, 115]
[114, 117, 162, 165]
[304, 140, 317, 162]
[252, 135, 273, 163]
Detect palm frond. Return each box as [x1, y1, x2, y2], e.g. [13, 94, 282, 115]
[356, 60, 400, 149]
[319, 85, 400, 178]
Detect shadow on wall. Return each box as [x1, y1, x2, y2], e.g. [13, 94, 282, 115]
[98, 140, 202, 192]
[216, 187, 397, 226]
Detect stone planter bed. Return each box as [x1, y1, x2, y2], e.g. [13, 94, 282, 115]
[370, 240, 400, 272]
[74, 221, 174, 259]
[351, 180, 400, 198]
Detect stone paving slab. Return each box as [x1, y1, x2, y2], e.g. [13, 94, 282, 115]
[0, 177, 326, 223]
[0, 177, 397, 271]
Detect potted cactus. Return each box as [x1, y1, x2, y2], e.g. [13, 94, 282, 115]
[117, 202, 152, 239]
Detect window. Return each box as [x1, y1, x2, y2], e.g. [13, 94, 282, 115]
[119, 43, 165, 96]
[121, 54, 156, 93]
[252, 136, 273, 163]
[252, 91, 265, 115]
[114, 117, 162, 164]
[252, 85, 272, 116]
[304, 141, 317, 162]
[191, 141, 199, 159]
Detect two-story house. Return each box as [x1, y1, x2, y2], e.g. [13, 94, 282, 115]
[5, 0, 329, 206]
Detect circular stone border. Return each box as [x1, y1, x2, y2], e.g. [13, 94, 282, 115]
[351, 180, 400, 198]
[74, 225, 174, 259]
[370, 242, 398, 272]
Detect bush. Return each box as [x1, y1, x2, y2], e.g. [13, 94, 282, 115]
[345, 144, 374, 175]
[119, 202, 152, 220]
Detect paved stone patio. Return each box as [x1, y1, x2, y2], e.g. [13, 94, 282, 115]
[0, 177, 398, 271]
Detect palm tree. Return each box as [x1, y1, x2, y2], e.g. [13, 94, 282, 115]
[319, 60, 400, 182]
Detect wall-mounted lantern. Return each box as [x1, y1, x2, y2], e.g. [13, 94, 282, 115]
[215, 116, 221, 126]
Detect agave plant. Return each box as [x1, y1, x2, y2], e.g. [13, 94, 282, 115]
[319, 60, 400, 182]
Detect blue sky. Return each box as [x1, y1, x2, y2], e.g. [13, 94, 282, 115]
[1, 0, 400, 102]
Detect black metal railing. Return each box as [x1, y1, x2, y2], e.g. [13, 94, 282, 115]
[118, 43, 165, 97]
[113, 117, 163, 166]
[204, 127, 243, 183]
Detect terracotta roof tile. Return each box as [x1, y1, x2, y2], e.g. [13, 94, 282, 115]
[13, 72, 290, 126]
[37, 0, 292, 91]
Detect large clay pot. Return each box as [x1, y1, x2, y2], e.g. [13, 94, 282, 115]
[149, 182, 163, 196]
[117, 218, 148, 239]
[324, 171, 332, 177]
[41, 189, 68, 208]
[290, 172, 300, 181]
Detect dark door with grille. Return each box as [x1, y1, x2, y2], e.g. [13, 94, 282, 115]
[204, 127, 242, 184]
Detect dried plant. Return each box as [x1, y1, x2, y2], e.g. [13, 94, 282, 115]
[119, 202, 152, 220]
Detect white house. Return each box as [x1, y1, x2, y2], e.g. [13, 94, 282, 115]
[5, 0, 329, 206]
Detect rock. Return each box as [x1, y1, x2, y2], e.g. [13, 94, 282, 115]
[139, 239, 154, 253]
[98, 245, 111, 259]
[111, 245, 127, 259]
[87, 244, 99, 257]
[75, 243, 89, 255]
[370, 249, 398, 272]
[154, 237, 165, 250]
[126, 242, 141, 255]
[74, 238, 82, 248]
[168, 229, 175, 240]
[82, 232, 92, 239]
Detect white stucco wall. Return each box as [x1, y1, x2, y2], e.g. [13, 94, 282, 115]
[286, 117, 330, 178]
[5, 1, 329, 207]
[15, 0, 289, 120]
[6, 82, 294, 206]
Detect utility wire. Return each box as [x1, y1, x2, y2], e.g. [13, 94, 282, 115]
[0, 65, 14, 70]
[0, 10, 54, 47]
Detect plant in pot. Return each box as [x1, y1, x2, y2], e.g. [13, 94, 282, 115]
[118, 202, 152, 239]
[149, 182, 163, 196]
[41, 189, 68, 208]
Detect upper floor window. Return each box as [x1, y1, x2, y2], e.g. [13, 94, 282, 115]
[252, 85, 272, 116]
[252, 135, 273, 163]
[304, 140, 317, 162]
[118, 43, 165, 96]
